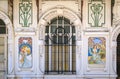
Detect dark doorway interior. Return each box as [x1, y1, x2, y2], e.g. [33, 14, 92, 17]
[117, 34, 120, 79]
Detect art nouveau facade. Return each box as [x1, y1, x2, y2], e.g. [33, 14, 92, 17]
[0, 0, 120, 79]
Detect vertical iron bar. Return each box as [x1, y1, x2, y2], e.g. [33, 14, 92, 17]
[50, 44, 53, 71]
[45, 17, 76, 74]
[70, 24, 72, 72]
[54, 45, 55, 71]
[61, 44, 63, 73]
[64, 44, 66, 72]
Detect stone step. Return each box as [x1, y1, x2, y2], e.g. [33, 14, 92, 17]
[44, 75, 77, 79]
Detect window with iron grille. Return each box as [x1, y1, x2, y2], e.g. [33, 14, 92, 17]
[45, 17, 76, 74]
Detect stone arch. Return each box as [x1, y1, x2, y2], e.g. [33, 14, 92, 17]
[38, 6, 82, 40]
[37, 6, 82, 75]
[112, 25, 120, 41]
[0, 11, 14, 74]
[0, 11, 13, 39]
[111, 25, 120, 76]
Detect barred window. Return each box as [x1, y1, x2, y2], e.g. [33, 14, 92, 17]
[45, 17, 76, 74]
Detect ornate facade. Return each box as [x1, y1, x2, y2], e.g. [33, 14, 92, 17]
[0, 0, 119, 79]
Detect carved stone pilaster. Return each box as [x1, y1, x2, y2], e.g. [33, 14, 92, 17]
[111, 41, 117, 73]
[76, 41, 83, 75]
[38, 40, 45, 74]
[8, 43, 14, 74]
[7, 23, 14, 74]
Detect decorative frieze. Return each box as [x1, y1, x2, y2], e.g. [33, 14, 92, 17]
[19, 0, 32, 27]
[88, 0, 105, 27]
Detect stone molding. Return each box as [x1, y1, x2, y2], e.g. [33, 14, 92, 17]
[38, 6, 82, 40]
[0, 11, 14, 74]
[110, 24, 120, 76]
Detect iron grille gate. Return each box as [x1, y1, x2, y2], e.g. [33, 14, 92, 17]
[45, 17, 76, 74]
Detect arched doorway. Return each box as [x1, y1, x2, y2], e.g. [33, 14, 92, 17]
[0, 19, 8, 79]
[45, 16, 76, 74]
[117, 34, 120, 79]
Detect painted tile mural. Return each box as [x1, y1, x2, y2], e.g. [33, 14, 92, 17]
[88, 37, 106, 65]
[19, 37, 32, 68]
